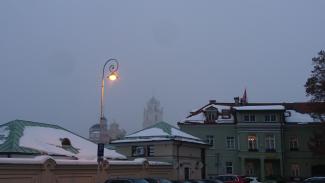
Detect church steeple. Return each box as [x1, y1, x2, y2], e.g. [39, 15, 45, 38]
[143, 97, 163, 128]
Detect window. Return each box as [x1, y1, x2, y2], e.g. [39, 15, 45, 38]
[265, 135, 276, 152]
[206, 112, 217, 122]
[289, 136, 299, 151]
[291, 164, 300, 177]
[206, 135, 214, 146]
[132, 146, 146, 157]
[265, 114, 277, 122]
[244, 114, 256, 122]
[226, 162, 233, 174]
[205, 107, 218, 122]
[226, 136, 235, 149]
[147, 145, 154, 156]
[61, 138, 71, 146]
[248, 135, 258, 151]
[221, 109, 231, 119]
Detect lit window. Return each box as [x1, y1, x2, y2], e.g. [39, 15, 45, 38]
[226, 162, 233, 174]
[226, 136, 235, 149]
[248, 135, 257, 151]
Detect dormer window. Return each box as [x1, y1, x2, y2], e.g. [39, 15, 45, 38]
[221, 109, 231, 119]
[61, 138, 71, 147]
[205, 106, 218, 123]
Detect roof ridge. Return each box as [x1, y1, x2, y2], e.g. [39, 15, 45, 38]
[127, 121, 174, 137]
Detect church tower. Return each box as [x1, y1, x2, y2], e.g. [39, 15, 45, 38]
[143, 97, 163, 128]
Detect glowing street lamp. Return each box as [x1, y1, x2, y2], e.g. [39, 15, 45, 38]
[97, 58, 119, 164]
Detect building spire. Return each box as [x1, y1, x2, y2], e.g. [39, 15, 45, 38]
[241, 88, 248, 105]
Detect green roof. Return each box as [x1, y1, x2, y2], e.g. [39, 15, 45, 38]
[128, 121, 173, 137]
[0, 120, 78, 155]
[150, 121, 173, 135]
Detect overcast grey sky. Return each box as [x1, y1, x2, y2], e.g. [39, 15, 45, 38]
[0, 0, 324, 137]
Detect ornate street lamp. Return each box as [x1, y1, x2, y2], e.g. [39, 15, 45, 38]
[97, 58, 119, 164]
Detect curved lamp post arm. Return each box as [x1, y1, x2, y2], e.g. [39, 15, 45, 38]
[100, 58, 119, 119]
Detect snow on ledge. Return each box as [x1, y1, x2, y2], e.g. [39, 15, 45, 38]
[285, 110, 318, 123]
[0, 155, 54, 164]
[0, 156, 171, 166]
[234, 105, 285, 111]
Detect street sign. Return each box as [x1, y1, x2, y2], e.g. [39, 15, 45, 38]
[97, 143, 104, 163]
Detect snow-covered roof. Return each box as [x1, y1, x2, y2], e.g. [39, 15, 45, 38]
[112, 121, 206, 145]
[234, 105, 285, 111]
[0, 120, 126, 160]
[183, 104, 234, 124]
[185, 113, 205, 122]
[202, 104, 231, 111]
[0, 126, 9, 145]
[285, 110, 319, 123]
[0, 155, 170, 166]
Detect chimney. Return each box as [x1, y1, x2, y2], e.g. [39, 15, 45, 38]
[234, 97, 240, 106]
[209, 100, 216, 104]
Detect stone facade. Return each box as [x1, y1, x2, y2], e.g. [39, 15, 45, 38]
[0, 157, 172, 183]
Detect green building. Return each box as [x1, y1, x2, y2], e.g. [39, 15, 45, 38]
[178, 99, 325, 181]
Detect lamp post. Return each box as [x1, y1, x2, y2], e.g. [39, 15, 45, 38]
[97, 58, 119, 164]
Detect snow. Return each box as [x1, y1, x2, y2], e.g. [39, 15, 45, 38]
[184, 104, 235, 124]
[108, 159, 171, 166]
[234, 105, 285, 110]
[0, 155, 171, 166]
[127, 127, 200, 140]
[185, 113, 205, 122]
[203, 104, 231, 111]
[0, 126, 9, 144]
[127, 128, 169, 138]
[113, 137, 171, 143]
[171, 128, 200, 140]
[19, 126, 126, 160]
[0, 155, 53, 164]
[285, 110, 317, 123]
[112, 136, 206, 145]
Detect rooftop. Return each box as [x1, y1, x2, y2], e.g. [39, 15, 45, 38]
[0, 120, 126, 160]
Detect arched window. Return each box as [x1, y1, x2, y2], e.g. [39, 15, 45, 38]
[61, 138, 71, 146]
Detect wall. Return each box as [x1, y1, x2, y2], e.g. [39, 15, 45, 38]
[114, 141, 206, 180]
[0, 158, 173, 183]
[284, 124, 325, 179]
[179, 124, 237, 176]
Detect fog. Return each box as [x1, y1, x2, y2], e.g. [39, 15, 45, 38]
[0, 0, 324, 137]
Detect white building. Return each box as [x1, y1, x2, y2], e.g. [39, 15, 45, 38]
[143, 97, 163, 128]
